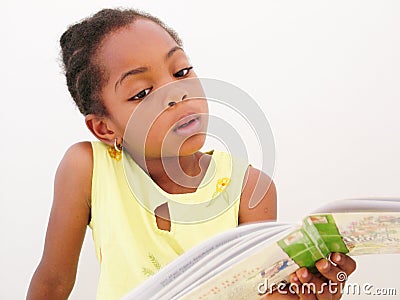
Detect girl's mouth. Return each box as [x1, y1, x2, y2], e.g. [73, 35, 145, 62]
[173, 115, 202, 136]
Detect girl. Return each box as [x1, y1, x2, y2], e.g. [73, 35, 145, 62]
[27, 8, 355, 300]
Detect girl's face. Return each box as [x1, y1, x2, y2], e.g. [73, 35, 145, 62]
[96, 19, 208, 158]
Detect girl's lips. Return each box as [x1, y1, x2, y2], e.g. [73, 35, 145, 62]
[173, 114, 202, 136]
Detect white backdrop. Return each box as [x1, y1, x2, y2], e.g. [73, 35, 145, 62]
[1, 1, 399, 299]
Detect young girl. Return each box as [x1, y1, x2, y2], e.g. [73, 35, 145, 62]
[27, 8, 356, 300]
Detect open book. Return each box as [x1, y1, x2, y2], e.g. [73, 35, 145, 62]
[122, 198, 400, 300]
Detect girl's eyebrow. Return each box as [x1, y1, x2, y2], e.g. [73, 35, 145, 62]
[115, 67, 148, 91]
[165, 46, 184, 60]
[114, 46, 184, 92]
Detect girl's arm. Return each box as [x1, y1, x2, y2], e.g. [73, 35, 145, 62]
[27, 142, 93, 300]
[238, 166, 277, 224]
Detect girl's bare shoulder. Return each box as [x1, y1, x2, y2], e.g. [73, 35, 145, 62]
[58, 141, 93, 174]
[239, 166, 277, 224]
[55, 141, 93, 206]
[62, 141, 93, 160]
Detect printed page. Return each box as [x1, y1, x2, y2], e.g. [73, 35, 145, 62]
[178, 227, 300, 300]
[158, 225, 292, 299]
[302, 214, 349, 259]
[169, 226, 294, 300]
[278, 227, 328, 273]
[332, 212, 400, 256]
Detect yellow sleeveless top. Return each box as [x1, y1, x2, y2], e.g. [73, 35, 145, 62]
[89, 142, 249, 300]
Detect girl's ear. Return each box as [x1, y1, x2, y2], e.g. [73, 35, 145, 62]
[85, 114, 118, 146]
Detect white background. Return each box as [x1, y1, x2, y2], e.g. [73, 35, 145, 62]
[1, 0, 399, 299]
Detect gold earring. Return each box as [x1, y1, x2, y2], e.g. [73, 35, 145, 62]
[114, 138, 123, 153]
[107, 138, 123, 161]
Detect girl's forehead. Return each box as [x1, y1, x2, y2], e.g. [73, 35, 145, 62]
[97, 19, 179, 65]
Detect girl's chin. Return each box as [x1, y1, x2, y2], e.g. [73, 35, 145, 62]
[134, 133, 207, 158]
[177, 134, 207, 155]
[150, 133, 206, 157]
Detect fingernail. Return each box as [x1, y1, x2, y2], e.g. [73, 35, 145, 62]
[292, 275, 299, 282]
[301, 269, 309, 279]
[334, 253, 342, 262]
[321, 260, 329, 269]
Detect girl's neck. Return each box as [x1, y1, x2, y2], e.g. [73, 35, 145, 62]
[133, 152, 211, 194]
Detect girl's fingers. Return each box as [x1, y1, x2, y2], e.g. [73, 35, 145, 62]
[330, 253, 357, 277]
[289, 273, 315, 300]
[315, 253, 356, 285]
[314, 254, 357, 300]
[282, 255, 356, 300]
[290, 269, 330, 300]
[267, 255, 355, 300]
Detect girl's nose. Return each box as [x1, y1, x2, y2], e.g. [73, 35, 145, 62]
[164, 90, 188, 109]
[167, 94, 187, 107]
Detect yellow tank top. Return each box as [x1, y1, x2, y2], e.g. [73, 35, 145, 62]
[89, 141, 249, 300]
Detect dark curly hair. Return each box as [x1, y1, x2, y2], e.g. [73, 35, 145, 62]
[60, 8, 183, 116]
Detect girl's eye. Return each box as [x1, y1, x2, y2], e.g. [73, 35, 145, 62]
[128, 88, 151, 101]
[174, 66, 193, 78]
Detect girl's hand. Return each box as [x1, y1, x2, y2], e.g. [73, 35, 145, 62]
[264, 253, 357, 300]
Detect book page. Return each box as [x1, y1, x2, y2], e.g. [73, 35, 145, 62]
[161, 225, 292, 300]
[179, 227, 300, 300]
[332, 212, 400, 255]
